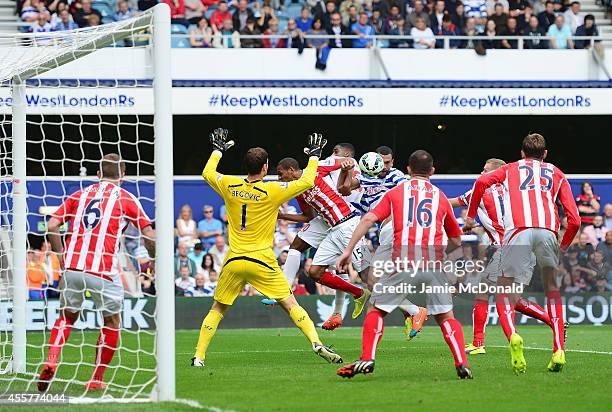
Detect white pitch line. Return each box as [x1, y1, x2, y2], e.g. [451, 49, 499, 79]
[489, 345, 612, 356]
[175, 398, 236, 412]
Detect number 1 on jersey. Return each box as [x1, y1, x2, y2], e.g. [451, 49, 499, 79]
[241, 204, 247, 230]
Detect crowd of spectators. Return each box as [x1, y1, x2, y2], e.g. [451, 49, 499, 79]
[18, 0, 603, 49]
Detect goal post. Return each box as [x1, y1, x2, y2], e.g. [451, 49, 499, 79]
[1, 3, 175, 402]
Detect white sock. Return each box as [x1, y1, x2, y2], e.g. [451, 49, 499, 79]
[333, 272, 350, 314]
[283, 249, 302, 286]
[399, 302, 419, 316]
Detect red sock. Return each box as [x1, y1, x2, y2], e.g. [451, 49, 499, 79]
[546, 290, 564, 352]
[440, 318, 468, 367]
[515, 297, 552, 327]
[496, 294, 517, 341]
[46, 316, 75, 367]
[472, 299, 489, 347]
[360, 309, 384, 361]
[92, 326, 119, 382]
[318, 271, 363, 298]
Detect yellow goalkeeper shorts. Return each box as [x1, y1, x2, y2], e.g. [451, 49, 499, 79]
[213, 249, 293, 305]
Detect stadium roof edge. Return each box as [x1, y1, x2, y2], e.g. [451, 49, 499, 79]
[7, 79, 612, 88]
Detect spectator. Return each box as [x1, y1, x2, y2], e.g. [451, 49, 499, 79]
[213, 18, 240, 48]
[202, 0, 221, 9]
[321, 0, 337, 30]
[593, 274, 612, 293]
[500, 16, 518, 48]
[407, 0, 430, 29]
[233, 0, 254, 31]
[568, 232, 595, 265]
[185, 274, 214, 297]
[583, 215, 609, 246]
[31, 12, 53, 44]
[201, 252, 221, 278]
[516, 4, 532, 31]
[508, 0, 528, 18]
[277, 246, 289, 268]
[490, 3, 508, 33]
[437, 14, 462, 48]
[307, 17, 328, 49]
[383, 5, 401, 34]
[464, 0, 487, 31]
[175, 265, 196, 293]
[429, 0, 446, 33]
[574, 14, 599, 49]
[240, 18, 263, 50]
[73, 0, 102, 28]
[284, 18, 306, 50]
[40, 241, 61, 298]
[537, 0, 555, 31]
[210, 1, 231, 30]
[522, 15, 546, 48]
[175, 241, 198, 278]
[351, 12, 374, 48]
[49, 1, 67, 27]
[292, 276, 309, 295]
[138, 0, 157, 11]
[188, 241, 206, 267]
[205, 270, 219, 294]
[257, 4, 276, 32]
[176, 204, 198, 245]
[326, 11, 352, 48]
[21, 0, 46, 23]
[198, 205, 223, 249]
[113, 1, 135, 21]
[576, 182, 600, 225]
[219, 203, 228, 228]
[189, 17, 213, 47]
[340, 0, 363, 27]
[263, 19, 286, 47]
[548, 15, 573, 49]
[587, 251, 610, 280]
[486, 0, 509, 14]
[604, 204, 612, 229]
[461, 17, 479, 48]
[274, 219, 296, 254]
[163, 0, 189, 27]
[140, 272, 156, 295]
[479, 18, 501, 48]
[411, 16, 435, 48]
[310, 0, 327, 20]
[27, 249, 46, 300]
[596, 230, 612, 265]
[389, 16, 410, 47]
[297, 6, 314, 32]
[184, 0, 205, 25]
[371, 9, 384, 34]
[208, 235, 229, 269]
[563, 1, 583, 34]
[451, 1, 468, 32]
[88, 12, 100, 26]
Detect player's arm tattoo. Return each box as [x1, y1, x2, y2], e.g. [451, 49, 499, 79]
[142, 226, 156, 259]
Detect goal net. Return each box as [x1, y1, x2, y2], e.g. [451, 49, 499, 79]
[0, 4, 175, 403]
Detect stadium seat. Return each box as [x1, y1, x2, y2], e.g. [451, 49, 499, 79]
[171, 24, 188, 34]
[171, 36, 191, 48]
[285, 3, 303, 18]
[93, 3, 115, 20]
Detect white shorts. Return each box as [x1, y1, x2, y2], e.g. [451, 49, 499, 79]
[371, 270, 454, 316]
[312, 216, 367, 272]
[378, 222, 394, 246]
[60, 270, 124, 316]
[501, 228, 559, 285]
[297, 215, 329, 248]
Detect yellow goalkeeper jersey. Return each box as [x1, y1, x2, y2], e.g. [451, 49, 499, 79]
[202, 151, 318, 255]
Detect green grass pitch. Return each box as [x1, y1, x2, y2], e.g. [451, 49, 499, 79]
[2, 325, 612, 411]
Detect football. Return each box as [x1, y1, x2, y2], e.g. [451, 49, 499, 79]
[359, 152, 384, 177]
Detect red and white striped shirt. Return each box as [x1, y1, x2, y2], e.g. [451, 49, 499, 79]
[52, 181, 151, 280]
[467, 159, 580, 250]
[458, 183, 505, 245]
[371, 178, 462, 260]
[297, 157, 355, 227]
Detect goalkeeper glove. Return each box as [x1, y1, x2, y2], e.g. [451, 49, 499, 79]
[210, 128, 235, 153]
[303, 133, 327, 158]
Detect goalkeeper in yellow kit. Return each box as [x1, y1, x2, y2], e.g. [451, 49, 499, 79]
[192, 129, 342, 366]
